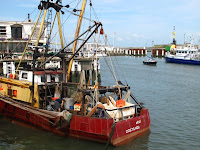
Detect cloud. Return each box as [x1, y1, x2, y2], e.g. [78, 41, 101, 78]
[1, 0, 200, 47]
[131, 34, 144, 38]
[116, 36, 123, 41]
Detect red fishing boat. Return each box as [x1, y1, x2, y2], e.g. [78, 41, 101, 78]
[0, 0, 150, 147]
[0, 83, 150, 146]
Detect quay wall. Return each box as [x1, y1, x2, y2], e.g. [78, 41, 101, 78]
[109, 47, 147, 56]
[151, 48, 166, 57]
[108, 47, 166, 57]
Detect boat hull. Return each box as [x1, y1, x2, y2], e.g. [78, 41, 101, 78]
[165, 57, 200, 65]
[111, 108, 150, 146]
[0, 97, 69, 135]
[143, 61, 157, 65]
[0, 96, 150, 146]
[69, 108, 150, 146]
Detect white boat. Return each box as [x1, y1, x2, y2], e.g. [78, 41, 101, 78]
[80, 50, 107, 58]
[165, 38, 200, 65]
[79, 42, 108, 58]
[143, 56, 157, 65]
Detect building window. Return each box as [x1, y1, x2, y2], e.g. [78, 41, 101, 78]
[11, 24, 22, 40]
[0, 26, 6, 37]
[7, 42, 26, 52]
[0, 43, 6, 51]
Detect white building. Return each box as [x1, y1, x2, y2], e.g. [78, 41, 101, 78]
[78, 42, 114, 57]
[0, 20, 47, 53]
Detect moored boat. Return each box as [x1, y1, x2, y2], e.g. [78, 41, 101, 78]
[143, 56, 157, 65]
[165, 56, 200, 65]
[79, 42, 108, 58]
[165, 28, 200, 65]
[0, 81, 150, 146]
[143, 59, 157, 65]
[0, 0, 150, 146]
[165, 39, 200, 65]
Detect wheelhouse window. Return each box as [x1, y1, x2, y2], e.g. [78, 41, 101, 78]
[11, 24, 22, 40]
[50, 75, 55, 82]
[41, 76, 46, 82]
[22, 72, 28, 79]
[59, 74, 63, 81]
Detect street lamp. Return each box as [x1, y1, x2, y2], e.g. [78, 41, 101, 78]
[184, 33, 186, 44]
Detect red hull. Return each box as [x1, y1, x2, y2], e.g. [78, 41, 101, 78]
[0, 98, 69, 135]
[0, 97, 150, 146]
[69, 108, 150, 146]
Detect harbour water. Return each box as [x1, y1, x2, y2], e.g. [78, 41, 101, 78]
[1, 55, 200, 150]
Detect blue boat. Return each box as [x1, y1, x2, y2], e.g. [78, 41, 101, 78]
[165, 56, 200, 65]
[165, 37, 200, 65]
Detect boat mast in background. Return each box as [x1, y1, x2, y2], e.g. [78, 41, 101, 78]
[172, 26, 176, 45]
[67, 0, 86, 82]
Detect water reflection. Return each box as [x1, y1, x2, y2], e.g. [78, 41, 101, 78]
[0, 116, 151, 150]
[110, 131, 151, 150]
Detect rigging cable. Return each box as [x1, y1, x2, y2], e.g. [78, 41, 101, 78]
[100, 35, 118, 83]
[49, 1, 83, 46]
[103, 34, 128, 85]
[100, 34, 123, 99]
[114, 56, 128, 85]
[90, 1, 99, 22]
[15, 10, 43, 72]
[108, 51, 122, 99]
[57, 3, 96, 23]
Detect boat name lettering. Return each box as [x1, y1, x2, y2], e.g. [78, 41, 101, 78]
[126, 126, 140, 134]
[136, 120, 141, 124]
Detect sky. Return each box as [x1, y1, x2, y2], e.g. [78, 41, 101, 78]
[1, 0, 200, 47]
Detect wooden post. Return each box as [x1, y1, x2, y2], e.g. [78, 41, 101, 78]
[81, 93, 85, 116]
[44, 82, 47, 110]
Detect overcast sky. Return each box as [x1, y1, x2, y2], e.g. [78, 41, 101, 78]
[1, 0, 200, 47]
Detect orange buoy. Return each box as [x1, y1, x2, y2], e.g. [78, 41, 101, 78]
[116, 99, 125, 107]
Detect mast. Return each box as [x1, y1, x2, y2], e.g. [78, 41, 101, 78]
[67, 0, 86, 82]
[15, 10, 43, 73]
[172, 26, 176, 45]
[32, 0, 65, 103]
[56, 11, 64, 49]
